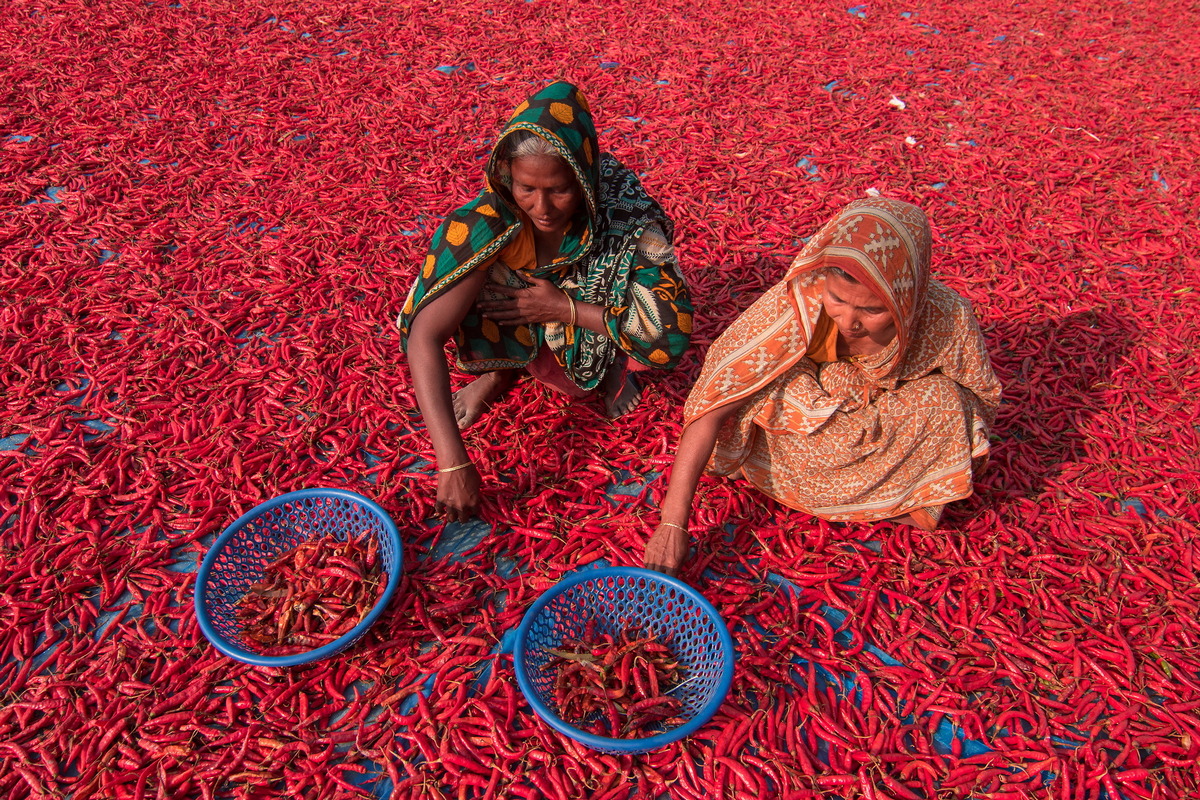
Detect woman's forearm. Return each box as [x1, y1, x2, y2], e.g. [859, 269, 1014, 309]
[405, 269, 488, 467]
[408, 337, 469, 466]
[658, 403, 744, 526]
[568, 298, 609, 338]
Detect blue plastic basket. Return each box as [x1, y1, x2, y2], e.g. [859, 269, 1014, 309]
[194, 488, 402, 667]
[514, 567, 734, 753]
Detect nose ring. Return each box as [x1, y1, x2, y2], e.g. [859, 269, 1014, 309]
[851, 322, 862, 331]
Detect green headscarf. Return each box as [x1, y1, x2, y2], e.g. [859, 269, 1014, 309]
[398, 81, 681, 391]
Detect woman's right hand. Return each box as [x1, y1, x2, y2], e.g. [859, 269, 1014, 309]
[407, 267, 490, 525]
[436, 465, 481, 523]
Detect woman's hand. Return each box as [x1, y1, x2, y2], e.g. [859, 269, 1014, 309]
[436, 464, 481, 523]
[478, 273, 571, 326]
[644, 523, 690, 578]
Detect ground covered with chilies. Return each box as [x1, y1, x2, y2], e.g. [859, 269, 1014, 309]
[2, 0, 1198, 797]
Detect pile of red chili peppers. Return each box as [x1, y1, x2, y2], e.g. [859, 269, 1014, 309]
[549, 630, 685, 739]
[237, 536, 382, 654]
[2, 0, 1198, 798]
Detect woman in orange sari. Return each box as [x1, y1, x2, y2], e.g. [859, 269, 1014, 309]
[644, 198, 1001, 576]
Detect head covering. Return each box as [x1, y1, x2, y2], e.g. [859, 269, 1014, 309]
[398, 81, 679, 391]
[779, 198, 932, 386]
[398, 82, 598, 324]
[485, 87, 602, 257]
[786, 198, 930, 370]
[684, 197, 999, 427]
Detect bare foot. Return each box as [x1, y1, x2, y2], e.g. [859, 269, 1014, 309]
[603, 370, 642, 419]
[644, 523, 689, 577]
[452, 371, 515, 430]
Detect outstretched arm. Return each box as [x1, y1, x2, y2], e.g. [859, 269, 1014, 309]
[644, 400, 745, 576]
[406, 268, 489, 522]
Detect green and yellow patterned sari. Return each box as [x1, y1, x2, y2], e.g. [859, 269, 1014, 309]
[397, 81, 692, 392]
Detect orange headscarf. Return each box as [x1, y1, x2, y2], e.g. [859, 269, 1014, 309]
[684, 197, 1000, 443]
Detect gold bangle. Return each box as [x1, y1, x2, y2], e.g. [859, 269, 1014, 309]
[437, 462, 473, 474]
[566, 294, 577, 327]
[658, 521, 688, 532]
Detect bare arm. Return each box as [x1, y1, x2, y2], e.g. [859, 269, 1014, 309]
[644, 400, 746, 576]
[406, 268, 489, 521]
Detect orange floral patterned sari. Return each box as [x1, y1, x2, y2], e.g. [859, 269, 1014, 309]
[683, 198, 1001, 528]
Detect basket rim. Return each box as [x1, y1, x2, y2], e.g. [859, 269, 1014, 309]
[193, 487, 403, 667]
[513, 566, 735, 753]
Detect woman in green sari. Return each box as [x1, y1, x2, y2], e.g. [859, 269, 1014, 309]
[398, 82, 692, 521]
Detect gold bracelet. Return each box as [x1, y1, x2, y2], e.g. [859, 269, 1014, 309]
[658, 521, 688, 532]
[566, 295, 577, 327]
[437, 462, 473, 474]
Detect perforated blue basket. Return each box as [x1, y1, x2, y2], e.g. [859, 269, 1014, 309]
[514, 567, 734, 753]
[194, 488, 402, 667]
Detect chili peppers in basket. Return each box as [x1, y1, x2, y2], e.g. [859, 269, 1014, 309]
[236, 535, 383, 654]
[549, 628, 687, 738]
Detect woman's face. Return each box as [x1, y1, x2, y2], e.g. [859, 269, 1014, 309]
[509, 155, 583, 236]
[822, 269, 897, 351]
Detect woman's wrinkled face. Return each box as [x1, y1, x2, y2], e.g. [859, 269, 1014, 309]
[822, 269, 897, 351]
[509, 155, 583, 236]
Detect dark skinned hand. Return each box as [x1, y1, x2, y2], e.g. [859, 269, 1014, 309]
[436, 465, 481, 523]
[644, 523, 689, 578]
[477, 273, 570, 326]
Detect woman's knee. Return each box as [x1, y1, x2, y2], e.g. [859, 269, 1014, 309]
[886, 374, 970, 432]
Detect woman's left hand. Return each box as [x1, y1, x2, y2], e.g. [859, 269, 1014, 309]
[644, 523, 690, 578]
[479, 273, 571, 326]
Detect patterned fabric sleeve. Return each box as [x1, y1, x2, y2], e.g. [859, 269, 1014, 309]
[601, 223, 693, 368]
